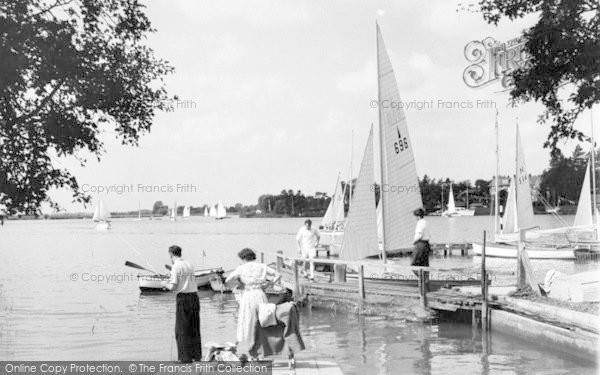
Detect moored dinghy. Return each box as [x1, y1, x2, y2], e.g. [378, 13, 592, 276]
[137, 267, 224, 293]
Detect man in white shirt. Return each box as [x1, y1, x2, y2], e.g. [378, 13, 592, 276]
[162, 245, 201, 363]
[412, 208, 431, 272]
[296, 219, 320, 279]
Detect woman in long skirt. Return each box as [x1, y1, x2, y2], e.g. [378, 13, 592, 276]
[225, 248, 281, 356]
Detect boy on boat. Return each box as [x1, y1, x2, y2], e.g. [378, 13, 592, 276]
[161, 245, 202, 363]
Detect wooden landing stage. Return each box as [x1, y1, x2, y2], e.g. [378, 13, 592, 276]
[272, 354, 343, 375]
[264, 251, 482, 320]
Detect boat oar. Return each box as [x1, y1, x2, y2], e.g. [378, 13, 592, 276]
[125, 261, 158, 274]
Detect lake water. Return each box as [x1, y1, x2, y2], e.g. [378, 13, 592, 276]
[0, 216, 597, 374]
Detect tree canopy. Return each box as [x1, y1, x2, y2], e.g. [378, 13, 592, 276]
[478, 0, 600, 155]
[0, 0, 175, 214]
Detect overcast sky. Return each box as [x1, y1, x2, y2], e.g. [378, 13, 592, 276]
[49, 0, 596, 213]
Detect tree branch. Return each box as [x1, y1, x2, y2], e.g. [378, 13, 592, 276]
[11, 80, 64, 126]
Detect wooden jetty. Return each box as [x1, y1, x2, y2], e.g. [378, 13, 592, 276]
[258, 248, 483, 320]
[272, 354, 343, 375]
[258, 229, 598, 360]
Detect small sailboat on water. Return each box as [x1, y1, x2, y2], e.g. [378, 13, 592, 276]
[204, 206, 209, 217]
[215, 201, 227, 220]
[93, 198, 111, 230]
[170, 200, 177, 221]
[133, 201, 142, 221]
[182, 205, 191, 219]
[442, 185, 475, 217]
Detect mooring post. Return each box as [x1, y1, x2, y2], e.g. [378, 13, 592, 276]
[481, 231, 488, 332]
[358, 264, 365, 301]
[276, 255, 283, 272]
[292, 260, 300, 302]
[334, 263, 346, 283]
[418, 268, 426, 308]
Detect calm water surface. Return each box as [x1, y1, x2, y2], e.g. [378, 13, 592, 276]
[0, 216, 597, 374]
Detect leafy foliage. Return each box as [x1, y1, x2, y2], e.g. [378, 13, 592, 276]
[478, 0, 600, 155]
[0, 0, 175, 214]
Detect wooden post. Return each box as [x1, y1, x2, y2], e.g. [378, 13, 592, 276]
[358, 264, 365, 301]
[333, 264, 346, 283]
[276, 255, 283, 272]
[292, 260, 300, 302]
[260, 252, 264, 264]
[481, 231, 488, 332]
[418, 269, 426, 308]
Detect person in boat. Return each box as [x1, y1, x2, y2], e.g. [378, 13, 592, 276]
[412, 208, 431, 278]
[296, 219, 320, 280]
[161, 245, 202, 363]
[225, 248, 281, 358]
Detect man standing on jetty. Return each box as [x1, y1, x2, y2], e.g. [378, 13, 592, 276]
[162, 245, 202, 362]
[296, 219, 320, 280]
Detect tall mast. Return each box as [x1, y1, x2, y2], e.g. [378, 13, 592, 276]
[349, 130, 354, 208]
[591, 109, 598, 240]
[515, 118, 519, 231]
[494, 110, 499, 237]
[376, 23, 388, 264]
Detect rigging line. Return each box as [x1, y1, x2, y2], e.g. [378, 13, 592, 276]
[114, 231, 159, 274]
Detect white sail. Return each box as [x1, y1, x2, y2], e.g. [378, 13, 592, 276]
[447, 185, 456, 213]
[183, 206, 191, 218]
[340, 127, 379, 260]
[170, 201, 177, 221]
[216, 201, 226, 219]
[322, 174, 341, 227]
[209, 205, 216, 217]
[514, 125, 536, 231]
[501, 178, 517, 235]
[92, 198, 110, 222]
[334, 182, 346, 224]
[204, 207, 209, 217]
[574, 160, 593, 227]
[376, 24, 423, 251]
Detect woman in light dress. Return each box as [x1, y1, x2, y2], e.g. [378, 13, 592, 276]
[225, 248, 281, 353]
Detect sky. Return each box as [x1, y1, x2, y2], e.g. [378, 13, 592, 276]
[48, 0, 597, 213]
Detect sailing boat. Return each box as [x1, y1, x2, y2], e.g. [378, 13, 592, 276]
[319, 174, 347, 250]
[93, 198, 111, 230]
[472, 124, 575, 259]
[209, 205, 216, 217]
[339, 24, 423, 261]
[442, 185, 475, 217]
[133, 201, 142, 221]
[215, 201, 227, 220]
[182, 206, 191, 218]
[204, 206, 209, 217]
[170, 201, 177, 221]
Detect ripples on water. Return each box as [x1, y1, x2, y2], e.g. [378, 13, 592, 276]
[0, 216, 597, 374]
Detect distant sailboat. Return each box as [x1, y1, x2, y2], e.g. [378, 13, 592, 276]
[133, 201, 142, 221]
[442, 185, 475, 217]
[209, 205, 216, 217]
[215, 201, 227, 220]
[93, 198, 111, 230]
[183, 206, 191, 218]
[170, 201, 177, 221]
[204, 206, 209, 217]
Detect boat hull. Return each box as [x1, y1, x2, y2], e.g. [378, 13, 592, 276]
[472, 242, 575, 260]
[95, 222, 111, 231]
[137, 268, 223, 293]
